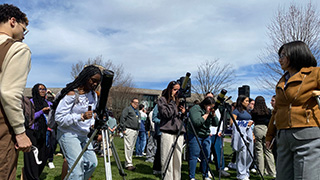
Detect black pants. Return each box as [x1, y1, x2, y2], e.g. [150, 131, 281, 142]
[153, 135, 161, 171]
[23, 128, 48, 180]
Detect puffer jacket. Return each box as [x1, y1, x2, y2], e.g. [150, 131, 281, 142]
[266, 67, 320, 142]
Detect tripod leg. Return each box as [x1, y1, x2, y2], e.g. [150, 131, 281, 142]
[110, 140, 127, 179]
[102, 130, 112, 180]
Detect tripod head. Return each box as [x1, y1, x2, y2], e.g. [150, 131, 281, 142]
[94, 69, 114, 130]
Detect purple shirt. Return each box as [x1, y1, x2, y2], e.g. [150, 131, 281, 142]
[30, 98, 52, 130]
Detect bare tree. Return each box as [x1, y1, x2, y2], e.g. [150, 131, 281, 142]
[71, 56, 137, 120]
[192, 59, 236, 99]
[258, 2, 320, 94]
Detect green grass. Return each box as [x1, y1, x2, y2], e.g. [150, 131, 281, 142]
[16, 136, 275, 180]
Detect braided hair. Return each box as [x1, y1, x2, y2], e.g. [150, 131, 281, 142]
[52, 65, 102, 110]
[31, 83, 49, 142]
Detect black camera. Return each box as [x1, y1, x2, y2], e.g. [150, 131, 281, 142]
[177, 72, 191, 98]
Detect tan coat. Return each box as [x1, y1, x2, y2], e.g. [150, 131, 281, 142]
[266, 67, 320, 142]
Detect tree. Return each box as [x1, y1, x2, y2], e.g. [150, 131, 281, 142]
[258, 2, 320, 94]
[71, 56, 137, 120]
[192, 59, 236, 100]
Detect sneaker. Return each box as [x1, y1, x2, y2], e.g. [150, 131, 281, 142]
[142, 152, 146, 156]
[48, 162, 55, 169]
[145, 158, 154, 163]
[228, 162, 236, 170]
[250, 168, 257, 173]
[224, 167, 229, 171]
[153, 170, 161, 175]
[219, 170, 230, 177]
[203, 177, 211, 180]
[125, 166, 136, 171]
[208, 171, 212, 178]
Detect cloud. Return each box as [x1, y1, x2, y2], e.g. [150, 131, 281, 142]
[4, 0, 320, 99]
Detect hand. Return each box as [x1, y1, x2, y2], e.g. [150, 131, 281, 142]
[42, 107, 50, 114]
[97, 134, 102, 142]
[205, 105, 211, 114]
[123, 130, 126, 135]
[179, 106, 186, 114]
[266, 141, 271, 149]
[15, 132, 32, 152]
[218, 132, 222, 137]
[248, 120, 254, 127]
[83, 111, 93, 120]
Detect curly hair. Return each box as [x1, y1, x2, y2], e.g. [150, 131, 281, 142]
[0, 4, 28, 25]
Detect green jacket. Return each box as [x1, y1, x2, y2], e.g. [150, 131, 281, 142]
[187, 105, 219, 138]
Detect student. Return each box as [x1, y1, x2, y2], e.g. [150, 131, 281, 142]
[54, 65, 101, 180]
[0, 4, 32, 180]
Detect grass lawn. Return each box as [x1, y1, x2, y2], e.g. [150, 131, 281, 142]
[16, 136, 275, 180]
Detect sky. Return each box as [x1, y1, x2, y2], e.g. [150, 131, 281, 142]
[2, 0, 319, 104]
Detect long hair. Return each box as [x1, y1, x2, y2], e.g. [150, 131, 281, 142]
[235, 95, 248, 112]
[52, 65, 102, 109]
[278, 41, 317, 71]
[251, 96, 270, 116]
[161, 81, 180, 106]
[32, 83, 48, 112]
[31, 83, 48, 142]
[199, 97, 215, 110]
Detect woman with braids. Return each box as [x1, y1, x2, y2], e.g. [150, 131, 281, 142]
[158, 81, 186, 180]
[23, 83, 52, 180]
[54, 65, 101, 180]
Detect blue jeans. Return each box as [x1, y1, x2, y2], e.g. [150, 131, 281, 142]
[57, 130, 98, 180]
[188, 133, 211, 179]
[211, 135, 225, 170]
[135, 131, 147, 155]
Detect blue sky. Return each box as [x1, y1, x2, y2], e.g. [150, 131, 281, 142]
[2, 0, 319, 104]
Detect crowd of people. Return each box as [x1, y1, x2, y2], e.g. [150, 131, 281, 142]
[2, 3, 320, 180]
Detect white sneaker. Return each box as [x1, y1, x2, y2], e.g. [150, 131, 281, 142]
[48, 162, 55, 169]
[250, 168, 256, 173]
[224, 167, 229, 171]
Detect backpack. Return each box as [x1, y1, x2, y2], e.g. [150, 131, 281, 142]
[21, 95, 35, 128]
[47, 90, 80, 129]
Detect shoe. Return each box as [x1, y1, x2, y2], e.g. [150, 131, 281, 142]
[48, 162, 55, 169]
[55, 153, 63, 157]
[190, 178, 196, 180]
[145, 159, 154, 163]
[208, 171, 212, 178]
[203, 177, 211, 180]
[135, 155, 142, 157]
[224, 167, 229, 171]
[250, 168, 256, 173]
[228, 162, 236, 170]
[142, 152, 146, 156]
[125, 166, 136, 171]
[153, 170, 161, 175]
[219, 170, 230, 177]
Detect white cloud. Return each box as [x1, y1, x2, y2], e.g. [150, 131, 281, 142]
[4, 0, 320, 96]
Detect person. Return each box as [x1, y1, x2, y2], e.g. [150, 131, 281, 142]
[119, 98, 140, 171]
[266, 41, 320, 179]
[232, 95, 254, 180]
[22, 83, 52, 179]
[145, 105, 157, 163]
[54, 65, 101, 180]
[135, 104, 147, 157]
[0, 4, 32, 180]
[269, 95, 277, 162]
[251, 96, 276, 178]
[188, 97, 218, 180]
[247, 98, 255, 113]
[158, 81, 186, 180]
[152, 103, 162, 175]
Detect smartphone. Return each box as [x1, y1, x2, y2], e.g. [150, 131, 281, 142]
[88, 105, 92, 111]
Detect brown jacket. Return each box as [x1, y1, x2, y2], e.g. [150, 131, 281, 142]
[266, 67, 320, 142]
